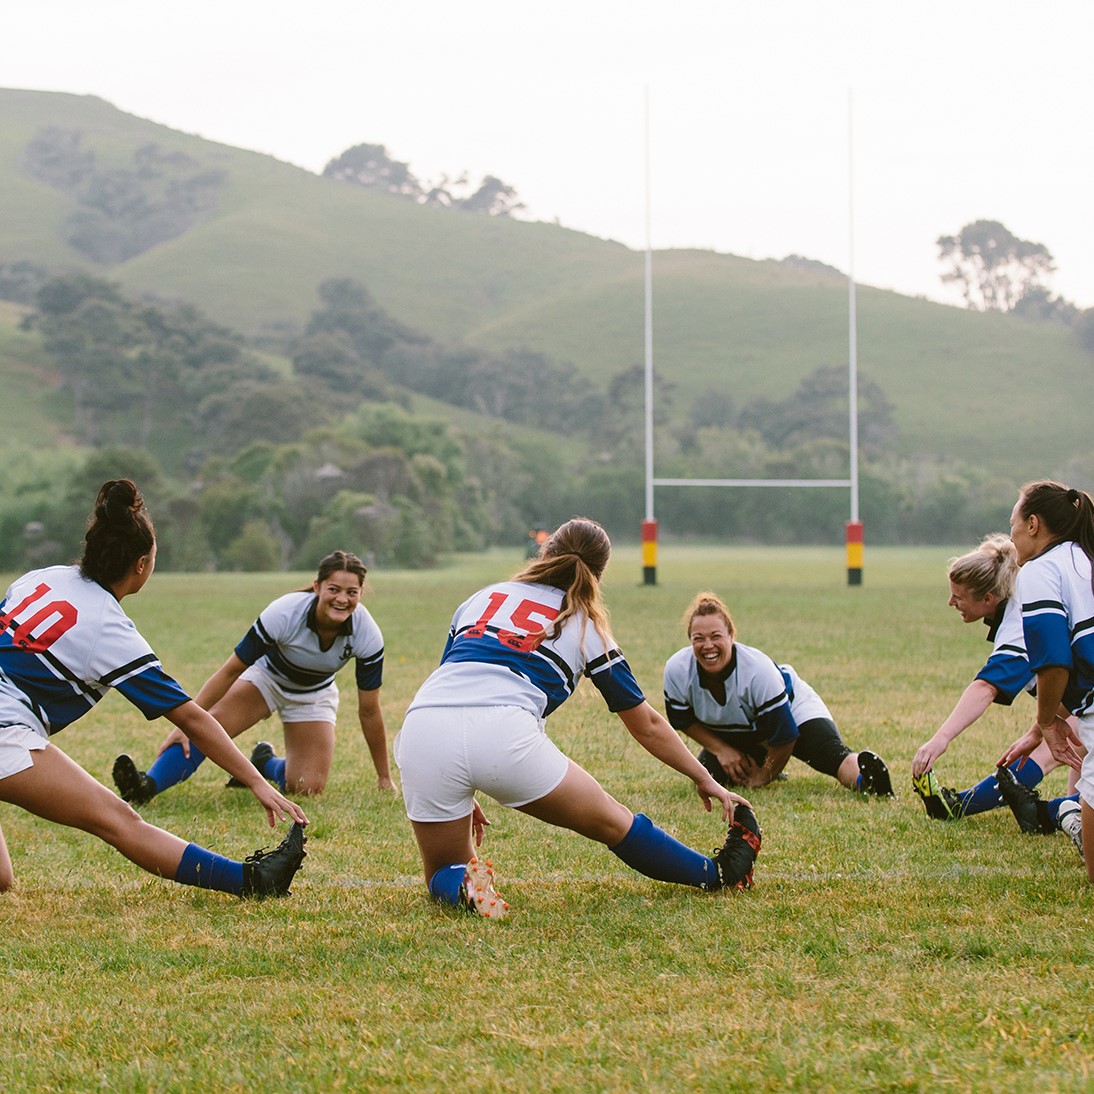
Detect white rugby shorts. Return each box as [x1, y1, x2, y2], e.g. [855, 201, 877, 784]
[394, 705, 570, 822]
[239, 663, 340, 725]
[0, 718, 49, 780]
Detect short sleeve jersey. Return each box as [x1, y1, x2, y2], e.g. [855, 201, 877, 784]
[0, 565, 189, 735]
[662, 642, 822, 747]
[234, 591, 384, 693]
[1017, 541, 1094, 715]
[974, 597, 1034, 706]
[406, 580, 645, 719]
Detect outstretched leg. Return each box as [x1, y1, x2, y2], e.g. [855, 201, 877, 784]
[518, 760, 735, 890]
[4, 745, 303, 897]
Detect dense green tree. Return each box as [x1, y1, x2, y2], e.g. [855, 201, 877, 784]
[305, 278, 425, 363]
[937, 220, 1056, 313]
[1009, 285, 1076, 324]
[322, 144, 422, 198]
[456, 175, 525, 217]
[742, 365, 895, 457]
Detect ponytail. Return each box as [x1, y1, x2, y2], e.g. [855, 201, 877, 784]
[1018, 480, 1094, 592]
[511, 517, 613, 646]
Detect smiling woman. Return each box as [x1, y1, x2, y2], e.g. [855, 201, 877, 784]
[663, 591, 894, 796]
[113, 549, 395, 803]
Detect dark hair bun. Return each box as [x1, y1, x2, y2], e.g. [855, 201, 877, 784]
[94, 479, 145, 526]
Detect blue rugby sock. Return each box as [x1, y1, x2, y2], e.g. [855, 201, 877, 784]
[428, 863, 468, 907]
[961, 759, 1043, 816]
[264, 755, 287, 791]
[1045, 793, 1080, 827]
[174, 843, 244, 894]
[146, 742, 207, 793]
[609, 812, 718, 890]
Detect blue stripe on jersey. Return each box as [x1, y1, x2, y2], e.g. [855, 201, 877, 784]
[354, 650, 384, 691]
[664, 696, 697, 732]
[235, 624, 272, 666]
[263, 644, 345, 690]
[975, 650, 1032, 706]
[1022, 601, 1071, 671]
[0, 640, 186, 731]
[757, 703, 798, 747]
[1021, 602, 1094, 712]
[113, 666, 189, 720]
[102, 653, 160, 687]
[753, 688, 788, 719]
[442, 634, 577, 715]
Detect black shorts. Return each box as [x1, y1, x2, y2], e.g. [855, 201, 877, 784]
[697, 717, 853, 786]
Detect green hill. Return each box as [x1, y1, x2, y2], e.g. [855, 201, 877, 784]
[1, 87, 1091, 484]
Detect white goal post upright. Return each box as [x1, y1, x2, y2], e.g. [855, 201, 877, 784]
[640, 88, 863, 587]
[642, 85, 658, 586]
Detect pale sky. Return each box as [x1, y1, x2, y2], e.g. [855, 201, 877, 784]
[6, 1, 1094, 307]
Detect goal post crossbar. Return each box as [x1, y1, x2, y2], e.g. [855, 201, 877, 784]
[651, 478, 852, 489]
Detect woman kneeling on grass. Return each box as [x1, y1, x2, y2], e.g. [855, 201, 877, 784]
[0, 479, 307, 898]
[394, 518, 761, 917]
[998, 480, 1094, 877]
[911, 534, 1080, 844]
[663, 592, 893, 796]
[113, 549, 393, 804]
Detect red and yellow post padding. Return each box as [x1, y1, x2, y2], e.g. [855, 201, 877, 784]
[641, 519, 658, 586]
[846, 521, 864, 586]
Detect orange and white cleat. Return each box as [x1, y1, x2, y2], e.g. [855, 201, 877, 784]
[461, 857, 509, 919]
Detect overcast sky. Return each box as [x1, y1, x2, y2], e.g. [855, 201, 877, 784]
[7, 1, 1093, 307]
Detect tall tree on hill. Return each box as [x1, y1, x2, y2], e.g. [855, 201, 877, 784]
[322, 143, 423, 198]
[936, 220, 1056, 313]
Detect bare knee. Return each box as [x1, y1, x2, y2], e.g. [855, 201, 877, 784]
[287, 773, 326, 796]
[87, 796, 147, 846]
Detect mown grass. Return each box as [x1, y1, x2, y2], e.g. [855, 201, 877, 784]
[0, 545, 1091, 1091]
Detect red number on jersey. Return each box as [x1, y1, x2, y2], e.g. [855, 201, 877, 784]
[0, 583, 78, 653]
[463, 592, 560, 653]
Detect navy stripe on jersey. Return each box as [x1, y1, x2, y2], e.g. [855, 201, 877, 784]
[1017, 542, 1094, 714]
[264, 645, 346, 690]
[453, 621, 580, 693]
[0, 630, 184, 732]
[354, 647, 384, 691]
[443, 634, 578, 716]
[236, 599, 384, 692]
[102, 653, 160, 687]
[976, 649, 1032, 705]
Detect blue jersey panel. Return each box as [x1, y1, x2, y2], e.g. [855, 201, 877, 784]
[1018, 542, 1094, 715]
[441, 633, 578, 716]
[0, 566, 189, 734]
[975, 652, 1032, 706]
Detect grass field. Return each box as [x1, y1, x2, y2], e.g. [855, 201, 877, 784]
[0, 546, 1091, 1092]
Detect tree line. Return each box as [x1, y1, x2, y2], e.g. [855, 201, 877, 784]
[0, 269, 1039, 574]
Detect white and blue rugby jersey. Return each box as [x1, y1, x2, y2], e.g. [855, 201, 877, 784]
[235, 592, 384, 693]
[663, 642, 830, 747]
[0, 565, 189, 736]
[406, 581, 644, 719]
[975, 597, 1034, 706]
[1017, 541, 1094, 715]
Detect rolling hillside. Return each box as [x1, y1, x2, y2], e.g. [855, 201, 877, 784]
[1, 87, 1090, 483]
